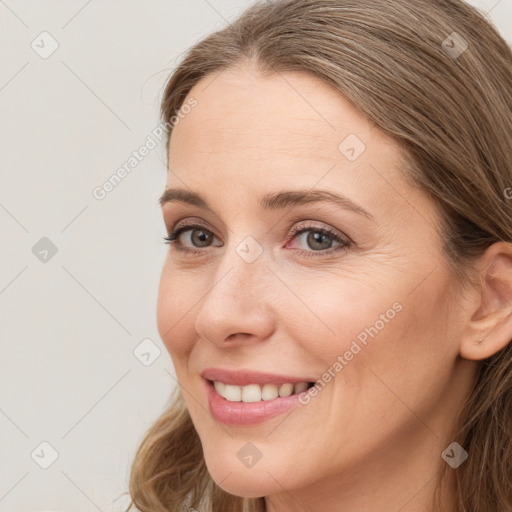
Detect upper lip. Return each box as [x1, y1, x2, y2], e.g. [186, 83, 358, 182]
[201, 367, 314, 386]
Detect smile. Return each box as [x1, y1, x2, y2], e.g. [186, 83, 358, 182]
[201, 368, 316, 426]
[212, 380, 312, 402]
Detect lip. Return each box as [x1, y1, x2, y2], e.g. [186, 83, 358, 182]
[204, 378, 306, 426]
[200, 367, 314, 386]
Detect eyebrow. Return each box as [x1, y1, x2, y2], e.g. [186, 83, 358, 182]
[159, 188, 375, 221]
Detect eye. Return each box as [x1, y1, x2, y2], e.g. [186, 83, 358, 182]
[284, 221, 351, 258]
[163, 220, 352, 257]
[163, 222, 221, 254]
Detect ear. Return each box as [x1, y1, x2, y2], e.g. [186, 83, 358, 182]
[460, 241, 512, 361]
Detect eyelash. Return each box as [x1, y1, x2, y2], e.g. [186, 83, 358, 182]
[163, 221, 352, 258]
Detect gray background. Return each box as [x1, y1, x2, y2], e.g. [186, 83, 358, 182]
[0, 1, 510, 511]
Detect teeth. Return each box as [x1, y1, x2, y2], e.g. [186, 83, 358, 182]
[241, 384, 261, 402]
[213, 380, 226, 396]
[261, 383, 279, 401]
[278, 383, 294, 397]
[213, 381, 310, 402]
[294, 382, 309, 394]
[224, 384, 242, 402]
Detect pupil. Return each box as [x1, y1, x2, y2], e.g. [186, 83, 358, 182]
[309, 231, 330, 250]
[193, 229, 210, 247]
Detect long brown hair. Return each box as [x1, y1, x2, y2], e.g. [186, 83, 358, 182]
[126, 1, 512, 510]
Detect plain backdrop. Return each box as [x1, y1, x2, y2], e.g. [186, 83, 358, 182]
[0, 1, 510, 511]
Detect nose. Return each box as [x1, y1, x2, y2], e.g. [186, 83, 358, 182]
[193, 244, 276, 347]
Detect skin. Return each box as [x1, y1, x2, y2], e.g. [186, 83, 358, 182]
[156, 61, 512, 512]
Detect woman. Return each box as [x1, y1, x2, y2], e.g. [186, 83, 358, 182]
[126, 0, 512, 510]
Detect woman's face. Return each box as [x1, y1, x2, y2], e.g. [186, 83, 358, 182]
[157, 63, 475, 507]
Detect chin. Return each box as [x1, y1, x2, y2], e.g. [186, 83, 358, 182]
[203, 448, 286, 498]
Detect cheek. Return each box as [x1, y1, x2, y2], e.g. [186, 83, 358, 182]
[156, 262, 199, 359]
[339, 272, 459, 416]
[291, 266, 455, 399]
[284, 267, 405, 356]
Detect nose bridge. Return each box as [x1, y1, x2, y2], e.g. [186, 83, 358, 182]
[206, 233, 268, 308]
[216, 222, 269, 285]
[194, 233, 275, 343]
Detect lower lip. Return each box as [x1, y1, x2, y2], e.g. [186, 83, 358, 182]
[205, 379, 304, 426]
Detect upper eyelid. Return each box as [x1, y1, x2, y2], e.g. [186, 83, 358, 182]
[168, 220, 350, 245]
[163, 200, 362, 236]
[169, 218, 341, 235]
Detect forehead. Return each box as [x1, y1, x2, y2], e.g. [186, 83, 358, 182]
[170, 65, 395, 155]
[166, 64, 411, 212]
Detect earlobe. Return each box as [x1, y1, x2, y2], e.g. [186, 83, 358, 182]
[459, 242, 512, 361]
